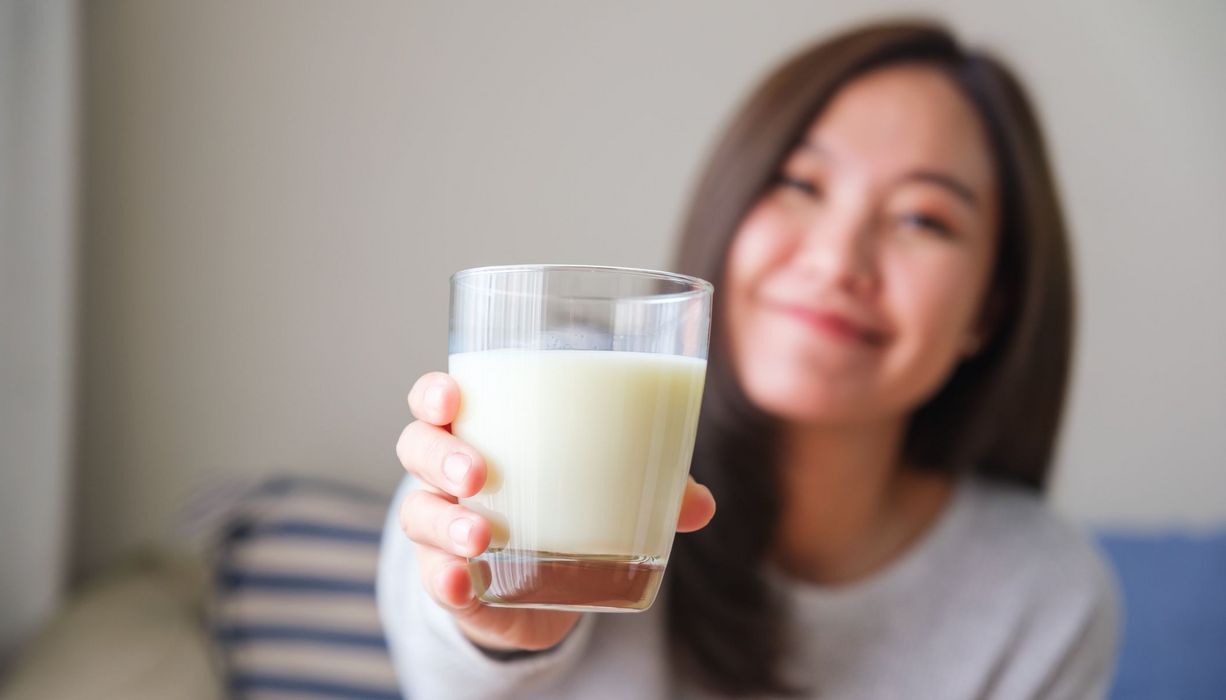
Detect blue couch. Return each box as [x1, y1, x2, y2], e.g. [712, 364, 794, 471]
[1097, 530, 1226, 700]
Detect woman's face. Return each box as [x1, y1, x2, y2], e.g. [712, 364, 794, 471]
[724, 65, 1000, 426]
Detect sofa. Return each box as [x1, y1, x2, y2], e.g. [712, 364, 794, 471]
[2, 477, 1223, 699]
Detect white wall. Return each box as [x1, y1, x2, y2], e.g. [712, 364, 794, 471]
[0, 0, 77, 660]
[77, 0, 1226, 573]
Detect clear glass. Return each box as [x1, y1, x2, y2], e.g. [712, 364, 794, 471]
[449, 264, 713, 612]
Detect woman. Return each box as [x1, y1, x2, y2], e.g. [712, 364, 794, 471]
[379, 21, 1118, 699]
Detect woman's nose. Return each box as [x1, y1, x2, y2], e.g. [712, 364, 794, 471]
[792, 213, 879, 296]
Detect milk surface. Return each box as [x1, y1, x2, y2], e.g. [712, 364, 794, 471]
[449, 349, 706, 559]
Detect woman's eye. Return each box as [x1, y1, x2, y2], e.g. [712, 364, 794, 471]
[900, 212, 955, 238]
[777, 174, 820, 198]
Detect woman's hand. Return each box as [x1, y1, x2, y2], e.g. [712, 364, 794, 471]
[395, 371, 717, 653]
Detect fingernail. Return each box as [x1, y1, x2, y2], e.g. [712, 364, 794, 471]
[443, 452, 471, 487]
[425, 385, 446, 417]
[449, 518, 473, 546]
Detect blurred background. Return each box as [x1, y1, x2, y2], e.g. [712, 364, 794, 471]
[3, 0, 1224, 697]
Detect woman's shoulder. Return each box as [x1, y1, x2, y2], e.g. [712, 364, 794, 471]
[942, 478, 1121, 695]
[962, 477, 1103, 561]
[957, 475, 1119, 618]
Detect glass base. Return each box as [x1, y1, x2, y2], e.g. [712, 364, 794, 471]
[468, 550, 666, 613]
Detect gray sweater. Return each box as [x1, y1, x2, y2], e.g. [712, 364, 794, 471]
[378, 475, 1119, 699]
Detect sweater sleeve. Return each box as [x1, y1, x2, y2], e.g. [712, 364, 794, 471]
[1033, 559, 1120, 700]
[989, 520, 1122, 700]
[376, 475, 598, 700]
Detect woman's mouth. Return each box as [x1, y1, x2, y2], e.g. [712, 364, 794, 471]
[772, 303, 889, 347]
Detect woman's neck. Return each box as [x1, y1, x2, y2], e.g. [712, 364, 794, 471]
[770, 417, 953, 585]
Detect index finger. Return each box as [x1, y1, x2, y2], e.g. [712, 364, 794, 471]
[408, 372, 461, 427]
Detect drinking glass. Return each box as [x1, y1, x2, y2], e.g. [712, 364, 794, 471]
[449, 264, 712, 612]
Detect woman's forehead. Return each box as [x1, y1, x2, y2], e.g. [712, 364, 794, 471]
[801, 65, 996, 190]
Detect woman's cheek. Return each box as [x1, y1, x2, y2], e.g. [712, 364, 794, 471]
[727, 229, 777, 285]
[879, 261, 966, 378]
[733, 201, 803, 273]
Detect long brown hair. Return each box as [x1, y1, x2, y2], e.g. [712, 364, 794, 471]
[667, 21, 1075, 695]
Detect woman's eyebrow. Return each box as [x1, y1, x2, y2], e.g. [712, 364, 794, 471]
[799, 139, 979, 208]
[900, 170, 979, 208]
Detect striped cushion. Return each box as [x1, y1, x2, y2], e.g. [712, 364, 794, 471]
[209, 477, 402, 700]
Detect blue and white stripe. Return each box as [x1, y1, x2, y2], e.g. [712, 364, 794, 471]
[211, 477, 402, 699]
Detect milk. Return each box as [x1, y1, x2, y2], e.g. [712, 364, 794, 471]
[450, 349, 707, 560]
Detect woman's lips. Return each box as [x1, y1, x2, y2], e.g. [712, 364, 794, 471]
[773, 304, 888, 347]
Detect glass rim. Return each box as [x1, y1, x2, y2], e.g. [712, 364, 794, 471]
[450, 264, 714, 301]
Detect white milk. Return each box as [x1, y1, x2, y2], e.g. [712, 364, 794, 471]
[450, 349, 707, 560]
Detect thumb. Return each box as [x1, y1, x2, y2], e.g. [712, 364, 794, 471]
[676, 477, 716, 533]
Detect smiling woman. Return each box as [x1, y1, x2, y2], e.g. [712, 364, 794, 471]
[667, 23, 1093, 697]
[379, 20, 1116, 700]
